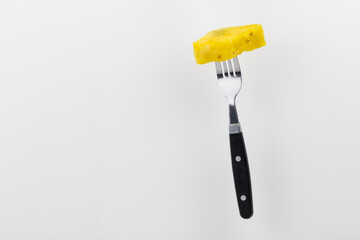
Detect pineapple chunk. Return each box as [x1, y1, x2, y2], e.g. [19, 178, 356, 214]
[193, 24, 266, 64]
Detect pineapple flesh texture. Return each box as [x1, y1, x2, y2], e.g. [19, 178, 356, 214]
[193, 24, 266, 64]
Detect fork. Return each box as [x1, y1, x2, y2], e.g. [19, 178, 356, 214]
[215, 57, 253, 219]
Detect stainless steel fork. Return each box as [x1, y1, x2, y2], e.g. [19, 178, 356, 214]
[215, 57, 253, 219]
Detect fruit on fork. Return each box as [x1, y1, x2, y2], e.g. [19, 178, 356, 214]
[193, 24, 266, 64]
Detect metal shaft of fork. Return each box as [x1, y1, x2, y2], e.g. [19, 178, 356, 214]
[229, 104, 239, 124]
[229, 102, 242, 134]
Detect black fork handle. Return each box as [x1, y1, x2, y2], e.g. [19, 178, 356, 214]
[229, 131, 253, 219]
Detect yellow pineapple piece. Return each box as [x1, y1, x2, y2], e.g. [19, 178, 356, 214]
[193, 24, 266, 64]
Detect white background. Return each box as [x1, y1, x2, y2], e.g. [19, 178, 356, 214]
[1, 0, 360, 239]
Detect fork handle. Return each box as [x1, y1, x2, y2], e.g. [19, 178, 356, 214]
[229, 131, 253, 219]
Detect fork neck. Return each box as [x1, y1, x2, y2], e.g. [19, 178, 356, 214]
[229, 103, 239, 124]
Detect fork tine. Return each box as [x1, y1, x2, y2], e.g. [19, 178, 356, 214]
[222, 61, 229, 77]
[227, 60, 234, 77]
[215, 62, 223, 78]
[232, 57, 241, 77]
